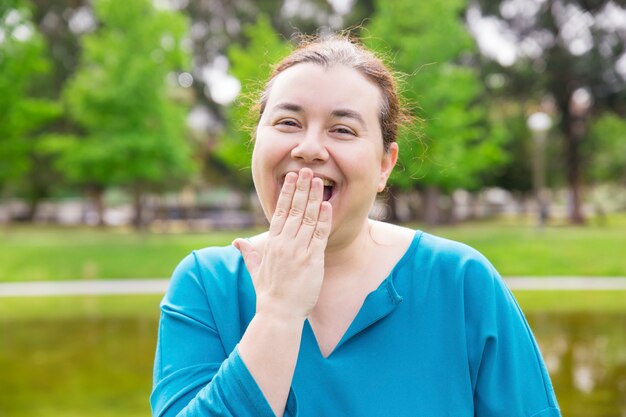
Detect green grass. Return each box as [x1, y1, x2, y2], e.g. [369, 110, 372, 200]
[0, 225, 263, 282]
[0, 217, 625, 281]
[420, 217, 626, 277]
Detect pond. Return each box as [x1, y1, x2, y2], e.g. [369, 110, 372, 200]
[0, 312, 624, 417]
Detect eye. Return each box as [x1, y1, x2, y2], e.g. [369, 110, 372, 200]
[275, 118, 300, 129]
[331, 125, 357, 136]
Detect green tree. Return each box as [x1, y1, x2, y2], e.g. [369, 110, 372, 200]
[0, 2, 61, 218]
[57, 0, 195, 227]
[472, 0, 626, 224]
[179, 0, 368, 130]
[217, 15, 291, 189]
[587, 113, 626, 185]
[366, 0, 507, 223]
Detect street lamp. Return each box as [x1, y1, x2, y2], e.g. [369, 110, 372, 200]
[527, 112, 552, 227]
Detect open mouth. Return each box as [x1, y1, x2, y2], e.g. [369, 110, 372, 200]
[279, 174, 335, 202]
[322, 179, 335, 202]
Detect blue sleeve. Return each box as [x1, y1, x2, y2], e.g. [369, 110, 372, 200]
[150, 251, 298, 417]
[462, 255, 561, 417]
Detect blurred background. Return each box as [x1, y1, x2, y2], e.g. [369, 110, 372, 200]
[0, 0, 625, 416]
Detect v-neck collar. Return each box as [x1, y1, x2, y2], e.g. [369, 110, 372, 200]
[306, 230, 422, 358]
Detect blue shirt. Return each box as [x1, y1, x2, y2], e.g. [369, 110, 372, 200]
[151, 230, 561, 416]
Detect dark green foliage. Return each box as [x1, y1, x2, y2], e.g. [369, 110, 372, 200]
[57, 0, 196, 194]
[0, 2, 62, 219]
[216, 15, 291, 189]
[365, 0, 509, 193]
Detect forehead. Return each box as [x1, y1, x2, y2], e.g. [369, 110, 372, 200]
[265, 63, 383, 122]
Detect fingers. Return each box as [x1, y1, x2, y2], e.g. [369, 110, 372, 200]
[233, 239, 262, 276]
[295, 177, 323, 243]
[309, 201, 332, 252]
[281, 168, 313, 237]
[269, 172, 297, 236]
[268, 168, 331, 247]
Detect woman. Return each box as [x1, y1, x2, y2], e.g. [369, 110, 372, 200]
[151, 36, 561, 417]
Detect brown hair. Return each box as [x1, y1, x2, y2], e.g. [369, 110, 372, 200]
[256, 35, 411, 152]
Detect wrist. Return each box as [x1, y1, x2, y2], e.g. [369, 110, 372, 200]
[255, 298, 308, 327]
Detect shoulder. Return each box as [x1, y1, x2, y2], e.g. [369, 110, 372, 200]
[168, 244, 246, 298]
[418, 231, 489, 264]
[192, 245, 244, 274]
[397, 230, 505, 298]
[395, 229, 495, 273]
[369, 220, 415, 248]
[419, 232, 497, 276]
[173, 245, 242, 277]
[367, 221, 495, 277]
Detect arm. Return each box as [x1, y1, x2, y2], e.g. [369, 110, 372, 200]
[151, 251, 283, 417]
[151, 168, 331, 417]
[235, 169, 332, 417]
[463, 258, 561, 417]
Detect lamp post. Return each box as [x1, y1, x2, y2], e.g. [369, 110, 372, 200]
[527, 112, 552, 227]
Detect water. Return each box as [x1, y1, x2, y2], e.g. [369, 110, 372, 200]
[0, 313, 624, 416]
[527, 313, 626, 417]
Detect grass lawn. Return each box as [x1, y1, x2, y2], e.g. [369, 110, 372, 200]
[425, 220, 626, 277]
[0, 225, 262, 282]
[0, 215, 625, 282]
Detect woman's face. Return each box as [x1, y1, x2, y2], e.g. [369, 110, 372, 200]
[252, 63, 398, 245]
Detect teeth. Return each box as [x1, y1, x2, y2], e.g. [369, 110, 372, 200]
[322, 179, 334, 187]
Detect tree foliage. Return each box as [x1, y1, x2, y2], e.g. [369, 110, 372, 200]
[587, 112, 626, 185]
[471, 0, 626, 223]
[0, 3, 60, 193]
[53, 0, 196, 221]
[179, 0, 373, 134]
[365, 0, 508, 193]
[217, 15, 291, 189]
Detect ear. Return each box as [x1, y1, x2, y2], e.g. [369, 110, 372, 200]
[378, 142, 398, 192]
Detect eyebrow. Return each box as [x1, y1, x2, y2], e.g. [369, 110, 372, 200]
[330, 109, 366, 129]
[270, 102, 304, 114]
[270, 102, 367, 129]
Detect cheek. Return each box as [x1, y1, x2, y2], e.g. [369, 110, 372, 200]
[251, 142, 282, 216]
[252, 130, 287, 164]
[342, 148, 383, 178]
[251, 136, 274, 174]
[250, 148, 262, 188]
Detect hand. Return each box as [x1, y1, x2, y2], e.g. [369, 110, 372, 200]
[233, 168, 332, 321]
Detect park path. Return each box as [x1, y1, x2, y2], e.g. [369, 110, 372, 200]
[1, 277, 626, 297]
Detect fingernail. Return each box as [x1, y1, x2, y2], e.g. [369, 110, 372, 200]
[285, 172, 297, 183]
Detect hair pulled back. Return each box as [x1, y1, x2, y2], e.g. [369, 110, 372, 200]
[257, 35, 410, 152]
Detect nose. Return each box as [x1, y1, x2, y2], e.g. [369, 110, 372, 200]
[290, 128, 329, 163]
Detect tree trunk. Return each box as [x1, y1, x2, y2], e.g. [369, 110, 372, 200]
[24, 197, 40, 222]
[23, 176, 50, 222]
[422, 186, 441, 225]
[87, 186, 106, 226]
[565, 122, 585, 224]
[446, 193, 457, 224]
[557, 86, 588, 225]
[132, 186, 145, 230]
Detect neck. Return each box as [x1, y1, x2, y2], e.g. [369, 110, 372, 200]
[323, 219, 373, 277]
